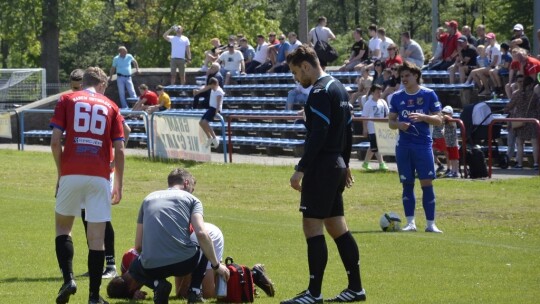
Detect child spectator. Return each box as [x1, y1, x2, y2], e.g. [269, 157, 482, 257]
[348, 67, 373, 107]
[146, 85, 171, 114]
[432, 114, 447, 175]
[361, 84, 389, 171]
[441, 106, 460, 178]
[489, 42, 512, 97]
[465, 44, 488, 86]
[199, 77, 224, 149]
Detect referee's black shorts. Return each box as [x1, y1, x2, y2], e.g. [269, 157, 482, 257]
[300, 154, 346, 219]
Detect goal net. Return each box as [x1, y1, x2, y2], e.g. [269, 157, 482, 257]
[0, 68, 46, 109]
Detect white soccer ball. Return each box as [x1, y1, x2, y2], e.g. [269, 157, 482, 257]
[379, 212, 402, 232]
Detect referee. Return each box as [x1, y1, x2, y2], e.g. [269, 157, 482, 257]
[282, 45, 366, 304]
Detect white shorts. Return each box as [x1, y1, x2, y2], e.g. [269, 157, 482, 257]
[190, 223, 224, 269]
[56, 175, 111, 223]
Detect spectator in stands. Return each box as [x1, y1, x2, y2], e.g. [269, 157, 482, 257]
[246, 35, 269, 74]
[473, 32, 500, 96]
[505, 76, 539, 169]
[385, 43, 403, 68]
[109, 46, 140, 109]
[361, 84, 389, 171]
[162, 25, 191, 85]
[448, 36, 477, 84]
[505, 48, 521, 99]
[428, 20, 461, 70]
[400, 31, 425, 69]
[372, 60, 386, 86]
[476, 24, 487, 46]
[339, 28, 368, 72]
[193, 62, 224, 109]
[146, 85, 171, 114]
[239, 37, 255, 68]
[199, 77, 224, 149]
[466, 44, 490, 93]
[489, 43, 512, 97]
[382, 63, 401, 100]
[269, 34, 291, 73]
[217, 44, 245, 85]
[288, 32, 302, 52]
[286, 81, 311, 111]
[200, 38, 224, 72]
[506, 48, 540, 98]
[431, 116, 447, 175]
[228, 34, 239, 48]
[268, 32, 279, 46]
[378, 28, 395, 62]
[461, 25, 477, 46]
[354, 24, 381, 71]
[388, 61, 444, 233]
[503, 73, 523, 164]
[347, 67, 372, 108]
[307, 16, 336, 47]
[510, 23, 531, 51]
[425, 27, 445, 69]
[441, 106, 460, 178]
[132, 84, 158, 112]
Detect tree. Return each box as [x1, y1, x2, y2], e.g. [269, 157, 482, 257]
[41, 0, 59, 94]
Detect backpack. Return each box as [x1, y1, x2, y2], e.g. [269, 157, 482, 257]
[463, 145, 488, 179]
[313, 29, 338, 64]
[219, 257, 255, 303]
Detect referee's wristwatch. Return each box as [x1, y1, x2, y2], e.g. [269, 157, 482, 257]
[294, 164, 304, 172]
[211, 263, 220, 270]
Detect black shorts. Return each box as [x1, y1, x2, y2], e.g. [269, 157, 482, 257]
[128, 248, 203, 288]
[300, 154, 346, 219]
[158, 106, 167, 112]
[368, 133, 378, 152]
[201, 107, 217, 121]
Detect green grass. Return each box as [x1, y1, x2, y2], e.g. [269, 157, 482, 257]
[0, 149, 539, 303]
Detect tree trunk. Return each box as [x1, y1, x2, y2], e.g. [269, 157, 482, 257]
[41, 0, 60, 95]
[299, 0, 308, 44]
[1, 39, 8, 69]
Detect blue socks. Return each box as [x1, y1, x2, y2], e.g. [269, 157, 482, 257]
[422, 185, 436, 221]
[402, 183, 416, 217]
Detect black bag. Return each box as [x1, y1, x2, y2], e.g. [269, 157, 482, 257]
[464, 145, 488, 179]
[313, 30, 338, 64]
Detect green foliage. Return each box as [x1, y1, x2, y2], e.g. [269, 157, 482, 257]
[0, 150, 540, 303]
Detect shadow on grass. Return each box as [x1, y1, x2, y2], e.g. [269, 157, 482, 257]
[350, 230, 383, 234]
[0, 276, 61, 283]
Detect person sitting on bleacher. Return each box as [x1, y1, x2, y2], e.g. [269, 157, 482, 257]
[448, 36, 477, 84]
[424, 27, 445, 70]
[287, 32, 302, 52]
[429, 21, 461, 71]
[465, 44, 488, 87]
[132, 84, 158, 112]
[372, 60, 386, 86]
[348, 67, 372, 108]
[146, 85, 171, 114]
[385, 43, 403, 68]
[217, 44, 246, 85]
[239, 37, 255, 69]
[339, 28, 368, 72]
[246, 35, 269, 74]
[400, 31, 425, 69]
[382, 63, 401, 100]
[200, 38, 225, 72]
[193, 63, 223, 109]
[268, 34, 291, 73]
[489, 43, 512, 98]
[471, 32, 501, 96]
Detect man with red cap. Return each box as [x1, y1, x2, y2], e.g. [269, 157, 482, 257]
[428, 20, 462, 70]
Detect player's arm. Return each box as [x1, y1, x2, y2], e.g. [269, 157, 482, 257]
[343, 114, 354, 188]
[408, 111, 443, 126]
[191, 213, 230, 280]
[112, 139, 124, 204]
[51, 127, 63, 196]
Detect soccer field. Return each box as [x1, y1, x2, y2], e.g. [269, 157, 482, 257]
[0, 150, 538, 304]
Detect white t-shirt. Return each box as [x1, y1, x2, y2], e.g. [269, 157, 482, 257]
[210, 87, 225, 111]
[219, 50, 244, 71]
[289, 39, 302, 52]
[253, 42, 269, 63]
[486, 43, 501, 65]
[167, 35, 190, 59]
[368, 37, 382, 59]
[309, 26, 334, 44]
[379, 37, 395, 60]
[190, 223, 224, 269]
[362, 96, 389, 134]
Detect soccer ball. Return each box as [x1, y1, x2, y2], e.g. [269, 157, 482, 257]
[379, 212, 402, 232]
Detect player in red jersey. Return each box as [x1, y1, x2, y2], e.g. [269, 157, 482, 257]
[50, 67, 125, 304]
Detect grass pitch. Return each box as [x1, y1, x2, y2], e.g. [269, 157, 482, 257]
[0, 149, 539, 303]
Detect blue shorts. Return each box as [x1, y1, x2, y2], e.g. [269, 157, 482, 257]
[396, 144, 436, 183]
[201, 107, 217, 121]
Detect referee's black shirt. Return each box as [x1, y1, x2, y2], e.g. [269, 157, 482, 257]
[296, 75, 353, 172]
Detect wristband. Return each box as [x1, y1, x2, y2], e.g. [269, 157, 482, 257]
[211, 263, 220, 270]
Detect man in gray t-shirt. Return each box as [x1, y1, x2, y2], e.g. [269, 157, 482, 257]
[107, 168, 229, 303]
[400, 31, 425, 68]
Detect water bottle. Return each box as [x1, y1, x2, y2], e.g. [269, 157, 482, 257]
[492, 91, 497, 101]
[215, 274, 227, 298]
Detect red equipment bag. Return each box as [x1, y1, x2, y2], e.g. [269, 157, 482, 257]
[220, 256, 255, 303]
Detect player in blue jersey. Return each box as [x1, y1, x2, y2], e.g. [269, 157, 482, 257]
[282, 45, 366, 304]
[388, 61, 444, 233]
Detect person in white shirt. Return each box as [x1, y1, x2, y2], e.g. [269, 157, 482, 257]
[199, 78, 224, 149]
[367, 24, 382, 61]
[217, 44, 245, 85]
[162, 25, 191, 85]
[288, 32, 302, 52]
[307, 16, 336, 46]
[377, 28, 395, 61]
[361, 84, 389, 171]
[472, 32, 501, 96]
[246, 35, 269, 73]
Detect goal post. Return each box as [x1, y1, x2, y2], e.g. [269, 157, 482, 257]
[0, 68, 46, 108]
